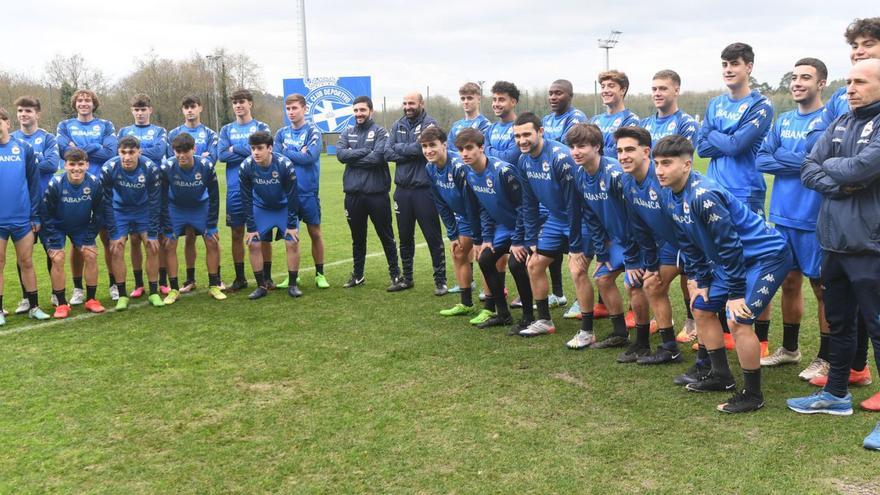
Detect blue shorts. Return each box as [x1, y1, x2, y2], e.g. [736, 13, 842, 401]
[111, 213, 152, 241]
[537, 216, 569, 252]
[594, 240, 626, 279]
[226, 191, 245, 227]
[777, 225, 822, 279]
[454, 213, 473, 240]
[658, 242, 682, 268]
[253, 206, 290, 242]
[167, 203, 211, 240]
[692, 248, 793, 324]
[297, 194, 321, 226]
[45, 230, 97, 250]
[493, 224, 514, 248]
[0, 223, 34, 242]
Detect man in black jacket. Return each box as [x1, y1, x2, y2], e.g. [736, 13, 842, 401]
[788, 59, 880, 450]
[336, 96, 401, 290]
[384, 92, 447, 295]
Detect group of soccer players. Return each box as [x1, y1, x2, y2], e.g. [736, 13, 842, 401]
[1, 17, 879, 448]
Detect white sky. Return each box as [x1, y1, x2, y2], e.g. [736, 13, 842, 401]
[4, 1, 872, 101]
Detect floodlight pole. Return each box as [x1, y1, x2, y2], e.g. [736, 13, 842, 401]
[297, 0, 309, 80]
[597, 30, 622, 71]
[206, 55, 221, 130]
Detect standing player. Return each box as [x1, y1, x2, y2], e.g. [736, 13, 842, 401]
[640, 70, 699, 342]
[0, 107, 49, 323]
[160, 133, 225, 303]
[167, 95, 219, 293]
[218, 89, 272, 291]
[384, 92, 446, 294]
[41, 148, 106, 318]
[456, 128, 531, 332]
[421, 126, 481, 316]
[101, 136, 163, 310]
[56, 89, 118, 299]
[118, 94, 169, 298]
[448, 82, 491, 152]
[511, 113, 577, 337]
[656, 134, 792, 413]
[591, 70, 640, 161]
[755, 58, 829, 376]
[274, 94, 328, 289]
[238, 131, 300, 299]
[11, 96, 60, 313]
[335, 96, 402, 290]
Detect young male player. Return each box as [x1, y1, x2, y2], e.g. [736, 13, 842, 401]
[101, 136, 163, 310]
[118, 94, 169, 298]
[384, 92, 446, 294]
[591, 70, 640, 161]
[41, 148, 106, 318]
[167, 95, 219, 293]
[448, 82, 491, 152]
[456, 128, 531, 332]
[335, 96, 402, 290]
[565, 123, 640, 352]
[160, 133, 225, 303]
[56, 89, 118, 299]
[420, 126, 482, 316]
[640, 70, 699, 342]
[11, 96, 60, 313]
[218, 89, 272, 291]
[0, 107, 50, 323]
[274, 93, 328, 289]
[755, 58, 829, 376]
[656, 134, 792, 413]
[238, 131, 300, 300]
[511, 112, 577, 337]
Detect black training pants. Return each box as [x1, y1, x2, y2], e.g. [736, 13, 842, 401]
[345, 192, 400, 280]
[393, 186, 446, 283]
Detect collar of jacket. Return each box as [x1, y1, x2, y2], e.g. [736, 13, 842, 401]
[853, 99, 880, 119]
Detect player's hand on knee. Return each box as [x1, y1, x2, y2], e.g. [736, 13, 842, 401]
[284, 228, 299, 244]
[626, 268, 645, 286]
[726, 298, 753, 321]
[245, 231, 260, 245]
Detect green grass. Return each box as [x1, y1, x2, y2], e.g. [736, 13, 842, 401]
[0, 156, 877, 494]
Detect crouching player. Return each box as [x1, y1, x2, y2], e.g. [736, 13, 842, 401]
[160, 133, 225, 303]
[41, 149, 106, 317]
[239, 131, 300, 300]
[656, 134, 792, 413]
[421, 126, 482, 316]
[457, 128, 532, 332]
[102, 136, 163, 310]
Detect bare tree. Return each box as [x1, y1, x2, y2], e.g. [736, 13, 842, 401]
[44, 53, 108, 93]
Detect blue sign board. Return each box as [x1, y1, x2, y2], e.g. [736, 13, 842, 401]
[281, 76, 372, 133]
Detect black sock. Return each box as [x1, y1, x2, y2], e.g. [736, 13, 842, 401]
[498, 271, 506, 291]
[234, 262, 245, 281]
[718, 311, 731, 334]
[159, 268, 168, 286]
[148, 281, 158, 295]
[17, 264, 25, 294]
[0, 295, 4, 309]
[697, 344, 710, 367]
[289, 271, 298, 286]
[73, 276, 84, 290]
[316, 263, 324, 276]
[818, 333, 830, 361]
[782, 323, 800, 352]
[26, 291, 38, 308]
[684, 295, 693, 319]
[254, 270, 265, 287]
[169, 277, 179, 291]
[743, 368, 762, 395]
[53, 289, 67, 306]
[755, 319, 770, 342]
[549, 257, 563, 297]
[707, 347, 732, 376]
[209, 273, 221, 287]
[86, 285, 97, 300]
[461, 288, 473, 307]
[186, 267, 196, 283]
[581, 312, 594, 333]
[117, 282, 127, 296]
[853, 322, 869, 371]
[134, 270, 144, 288]
[636, 323, 651, 348]
[536, 299, 551, 320]
[484, 294, 496, 312]
[610, 313, 627, 337]
[263, 261, 272, 279]
[109, 273, 116, 288]
[659, 326, 676, 345]
[494, 294, 510, 318]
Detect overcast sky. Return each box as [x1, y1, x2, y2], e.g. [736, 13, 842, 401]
[5, 1, 871, 103]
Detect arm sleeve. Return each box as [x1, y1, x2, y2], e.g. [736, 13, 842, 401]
[755, 124, 798, 176]
[288, 127, 322, 165]
[158, 165, 170, 235]
[207, 163, 220, 230]
[285, 162, 299, 229]
[704, 102, 773, 157]
[336, 132, 369, 163]
[679, 116, 698, 144]
[218, 127, 237, 163]
[801, 128, 846, 197]
[90, 123, 118, 164]
[501, 167, 523, 245]
[695, 110, 723, 159]
[820, 136, 880, 185]
[141, 129, 168, 163]
[206, 128, 219, 163]
[147, 164, 161, 239]
[25, 148, 40, 223]
[383, 123, 401, 162]
[357, 128, 388, 167]
[695, 192, 747, 298]
[238, 164, 256, 232]
[55, 122, 72, 158]
[39, 133, 61, 176]
[101, 166, 116, 237]
[427, 169, 458, 241]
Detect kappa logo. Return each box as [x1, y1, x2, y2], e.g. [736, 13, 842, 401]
[695, 187, 708, 197]
[707, 213, 721, 223]
[542, 161, 550, 172]
[750, 119, 761, 128]
[782, 119, 791, 127]
[862, 121, 874, 138]
[702, 199, 715, 209]
[753, 299, 763, 308]
[485, 177, 493, 188]
[758, 108, 767, 117]
[757, 286, 770, 295]
[761, 274, 775, 283]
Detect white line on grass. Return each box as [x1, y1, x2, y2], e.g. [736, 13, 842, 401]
[1, 242, 427, 337]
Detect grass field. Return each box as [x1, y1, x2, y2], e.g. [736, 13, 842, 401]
[0, 155, 877, 494]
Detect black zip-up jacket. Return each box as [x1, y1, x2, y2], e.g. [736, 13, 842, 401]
[383, 109, 438, 189]
[802, 98, 880, 254]
[336, 119, 391, 194]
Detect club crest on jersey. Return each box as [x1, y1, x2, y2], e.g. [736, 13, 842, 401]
[667, 121, 676, 131]
[485, 178, 493, 188]
[367, 131, 375, 139]
[11, 145, 20, 154]
[542, 162, 550, 172]
[613, 118, 622, 127]
[194, 173, 202, 180]
[35, 137, 43, 145]
[93, 125, 101, 132]
[249, 126, 257, 133]
[83, 187, 91, 195]
[199, 131, 206, 138]
[738, 103, 748, 114]
[649, 189, 657, 201]
[271, 171, 279, 178]
[137, 175, 146, 183]
[862, 121, 874, 137]
[599, 179, 606, 191]
[447, 172, 453, 182]
[682, 202, 690, 214]
[147, 129, 155, 137]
